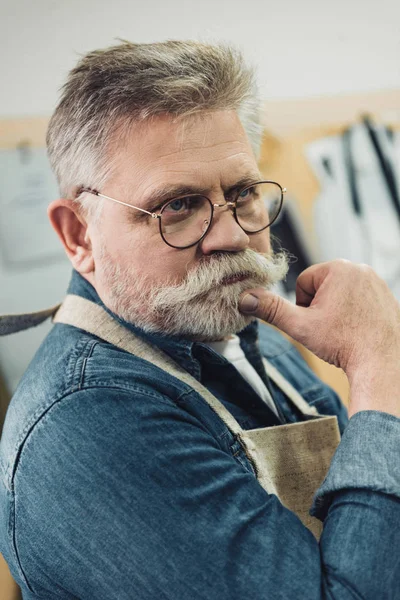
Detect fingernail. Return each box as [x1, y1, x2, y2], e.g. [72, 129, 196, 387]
[240, 293, 259, 313]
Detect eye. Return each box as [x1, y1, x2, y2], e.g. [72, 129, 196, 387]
[163, 196, 204, 215]
[168, 198, 186, 212]
[238, 188, 251, 199]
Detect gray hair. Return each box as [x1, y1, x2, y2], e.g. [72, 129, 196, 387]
[46, 40, 263, 217]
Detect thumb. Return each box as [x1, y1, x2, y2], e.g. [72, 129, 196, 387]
[239, 288, 309, 340]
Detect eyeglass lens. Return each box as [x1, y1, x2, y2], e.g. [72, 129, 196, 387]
[160, 195, 212, 248]
[235, 182, 282, 232]
[159, 182, 282, 249]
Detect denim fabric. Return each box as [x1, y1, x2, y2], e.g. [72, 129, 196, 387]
[0, 269, 399, 599]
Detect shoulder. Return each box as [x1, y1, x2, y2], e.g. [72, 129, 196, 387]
[0, 322, 193, 491]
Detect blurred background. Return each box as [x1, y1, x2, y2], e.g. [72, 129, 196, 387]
[1, 0, 400, 595]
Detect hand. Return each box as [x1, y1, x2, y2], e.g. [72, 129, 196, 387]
[239, 260, 400, 418]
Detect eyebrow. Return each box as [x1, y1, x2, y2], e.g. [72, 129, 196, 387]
[141, 174, 263, 211]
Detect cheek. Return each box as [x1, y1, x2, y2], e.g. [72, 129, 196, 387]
[150, 249, 196, 285]
[249, 230, 271, 254]
[96, 212, 198, 285]
[98, 219, 161, 268]
[123, 240, 196, 287]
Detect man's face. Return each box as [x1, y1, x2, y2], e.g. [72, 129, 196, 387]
[90, 109, 288, 340]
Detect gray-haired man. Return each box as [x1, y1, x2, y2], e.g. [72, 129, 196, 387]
[0, 41, 399, 599]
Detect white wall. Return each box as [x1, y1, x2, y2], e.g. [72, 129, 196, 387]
[0, 0, 400, 392]
[2, 0, 400, 117]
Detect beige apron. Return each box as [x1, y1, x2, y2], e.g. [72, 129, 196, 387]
[0, 294, 341, 540]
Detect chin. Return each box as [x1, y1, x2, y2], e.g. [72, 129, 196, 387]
[154, 300, 255, 342]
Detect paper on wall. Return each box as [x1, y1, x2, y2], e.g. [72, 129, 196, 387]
[0, 144, 62, 268]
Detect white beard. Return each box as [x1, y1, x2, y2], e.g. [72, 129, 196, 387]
[98, 247, 289, 342]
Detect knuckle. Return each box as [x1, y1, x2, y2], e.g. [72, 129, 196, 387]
[285, 316, 304, 342]
[333, 258, 351, 269]
[326, 259, 352, 277]
[262, 294, 282, 325]
[358, 262, 373, 273]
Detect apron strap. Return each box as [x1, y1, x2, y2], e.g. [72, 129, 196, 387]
[0, 305, 61, 336]
[262, 360, 320, 417]
[53, 295, 245, 437]
[54, 295, 321, 421]
[1, 294, 335, 514]
[0, 293, 320, 433]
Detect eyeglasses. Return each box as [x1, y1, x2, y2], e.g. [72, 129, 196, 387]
[78, 180, 286, 249]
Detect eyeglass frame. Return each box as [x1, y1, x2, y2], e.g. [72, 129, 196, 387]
[77, 180, 286, 250]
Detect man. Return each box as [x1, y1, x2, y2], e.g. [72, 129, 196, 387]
[0, 40, 399, 599]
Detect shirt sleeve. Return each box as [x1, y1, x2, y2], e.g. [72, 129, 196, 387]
[11, 388, 400, 600]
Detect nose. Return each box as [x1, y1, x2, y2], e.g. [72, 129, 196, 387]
[199, 200, 250, 255]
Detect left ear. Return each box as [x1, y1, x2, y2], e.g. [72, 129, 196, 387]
[47, 198, 95, 275]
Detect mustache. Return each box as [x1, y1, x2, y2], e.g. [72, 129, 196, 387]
[151, 249, 289, 306]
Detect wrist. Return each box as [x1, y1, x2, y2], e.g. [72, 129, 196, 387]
[348, 359, 400, 419]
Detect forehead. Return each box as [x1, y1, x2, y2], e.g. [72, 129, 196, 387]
[109, 110, 260, 202]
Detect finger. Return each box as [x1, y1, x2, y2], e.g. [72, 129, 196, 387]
[295, 261, 344, 307]
[295, 263, 327, 301]
[239, 288, 309, 341]
[296, 279, 315, 308]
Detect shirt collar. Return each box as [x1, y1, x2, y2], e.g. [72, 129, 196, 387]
[67, 269, 260, 379]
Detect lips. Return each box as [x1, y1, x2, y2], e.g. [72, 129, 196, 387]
[221, 272, 251, 285]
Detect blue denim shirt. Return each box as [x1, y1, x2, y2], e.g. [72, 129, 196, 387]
[0, 270, 399, 599]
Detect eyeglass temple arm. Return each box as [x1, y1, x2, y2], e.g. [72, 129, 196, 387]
[79, 187, 159, 219]
[78, 184, 287, 217]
